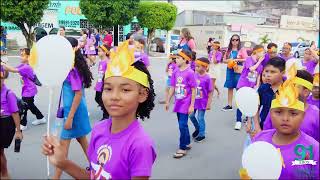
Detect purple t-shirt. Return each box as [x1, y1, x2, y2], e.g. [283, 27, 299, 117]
[253, 129, 319, 179]
[194, 73, 213, 110]
[279, 53, 294, 61]
[65, 68, 83, 91]
[302, 60, 317, 75]
[87, 119, 157, 179]
[208, 50, 222, 63]
[171, 67, 197, 114]
[0, 84, 19, 116]
[167, 62, 177, 77]
[16, 63, 37, 97]
[263, 104, 320, 142]
[140, 53, 150, 67]
[237, 56, 263, 89]
[306, 95, 320, 109]
[95, 59, 108, 92]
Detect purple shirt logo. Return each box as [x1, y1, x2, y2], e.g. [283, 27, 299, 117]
[90, 145, 112, 179]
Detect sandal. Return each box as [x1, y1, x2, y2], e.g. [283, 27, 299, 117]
[173, 150, 187, 159]
[186, 144, 192, 150]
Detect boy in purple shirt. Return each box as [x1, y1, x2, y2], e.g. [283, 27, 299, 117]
[42, 41, 157, 179]
[234, 45, 265, 130]
[1, 48, 45, 130]
[253, 77, 319, 179]
[0, 65, 23, 179]
[302, 48, 318, 75]
[307, 73, 319, 109]
[189, 57, 213, 142]
[264, 70, 319, 142]
[165, 49, 196, 158]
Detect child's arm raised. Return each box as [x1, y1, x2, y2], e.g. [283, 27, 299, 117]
[249, 56, 264, 72]
[1, 62, 19, 73]
[64, 90, 82, 130]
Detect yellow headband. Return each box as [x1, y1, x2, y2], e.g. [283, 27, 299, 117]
[212, 43, 220, 47]
[195, 60, 209, 67]
[178, 51, 191, 61]
[271, 80, 305, 111]
[253, 48, 264, 54]
[104, 40, 149, 88]
[100, 45, 109, 54]
[293, 77, 313, 91]
[314, 73, 319, 86]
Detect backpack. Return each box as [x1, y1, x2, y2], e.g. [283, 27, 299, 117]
[28, 74, 42, 86]
[6, 90, 28, 115]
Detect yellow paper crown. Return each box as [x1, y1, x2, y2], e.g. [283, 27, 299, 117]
[287, 64, 313, 90]
[313, 73, 319, 86]
[29, 42, 38, 68]
[271, 64, 304, 111]
[104, 40, 149, 88]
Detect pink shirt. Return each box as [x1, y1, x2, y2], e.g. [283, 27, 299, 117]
[179, 38, 196, 51]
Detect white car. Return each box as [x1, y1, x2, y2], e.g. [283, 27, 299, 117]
[290, 42, 310, 58]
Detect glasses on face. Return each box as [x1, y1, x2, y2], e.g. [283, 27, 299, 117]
[232, 39, 239, 42]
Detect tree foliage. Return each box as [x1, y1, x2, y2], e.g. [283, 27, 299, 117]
[259, 34, 271, 45]
[1, 0, 50, 48]
[136, 2, 177, 52]
[80, 0, 140, 28]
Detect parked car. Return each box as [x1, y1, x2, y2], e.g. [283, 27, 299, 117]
[49, 28, 82, 39]
[291, 42, 310, 58]
[150, 34, 180, 53]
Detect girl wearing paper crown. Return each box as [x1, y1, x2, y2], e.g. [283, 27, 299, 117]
[95, 44, 111, 120]
[53, 37, 93, 179]
[234, 45, 265, 130]
[306, 73, 319, 109]
[264, 67, 319, 142]
[0, 66, 23, 179]
[42, 40, 157, 179]
[251, 73, 319, 179]
[165, 49, 197, 158]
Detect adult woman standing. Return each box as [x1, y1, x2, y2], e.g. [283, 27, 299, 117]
[178, 28, 196, 70]
[84, 28, 97, 67]
[222, 34, 248, 112]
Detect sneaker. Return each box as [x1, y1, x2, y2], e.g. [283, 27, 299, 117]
[234, 121, 242, 130]
[31, 118, 47, 125]
[222, 105, 233, 111]
[195, 136, 205, 142]
[192, 130, 199, 138]
[20, 125, 27, 131]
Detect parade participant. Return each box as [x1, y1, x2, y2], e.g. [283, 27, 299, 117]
[84, 28, 97, 67]
[42, 40, 157, 179]
[0, 66, 23, 179]
[302, 48, 318, 75]
[159, 52, 177, 104]
[103, 30, 113, 47]
[178, 28, 196, 71]
[136, 39, 150, 69]
[1, 48, 46, 130]
[279, 42, 294, 61]
[253, 57, 286, 131]
[189, 57, 213, 142]
[222, 34, 248, 112]
[53, 37, 93, 179]
[165, 49, 196, 158]
[263, 69, 319, 142]
[208, 41, 222, 96]
[234, 45, 265, 130]
[261, 42, 278, 67]
[95, 44, 111, 120]
[306, 73, 319, 109]
[253, 77, 319, 179]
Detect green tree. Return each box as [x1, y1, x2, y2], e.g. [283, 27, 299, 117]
[137, 2, 177, 53]
[80, 0, 139, 45]
[259, 34, 271, 46]
[1, 0, 49, 48]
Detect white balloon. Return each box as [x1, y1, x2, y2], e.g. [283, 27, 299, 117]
[286, 58, 303, 73]
[242, 141, 282, 179]
[235, 87, 259, 117]
[34, 35, 73, 87]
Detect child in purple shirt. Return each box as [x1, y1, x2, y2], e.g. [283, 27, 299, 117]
[264, 70, 319, 142]
[307, 73, 319, 109]
[159, 55, 177, 104]
[208, 41, 222, 96]
[302, 48, 318, 75]
[165, 49, 196, 158]
[95, 44, 110, 120]
[189, 57, 213, 142]
[0, 66, 23, 179]
[42, 41, 157, 179]
[1, 48, 45, 130]
[253, 77, 319, 179]
[279, 42, 294, 61]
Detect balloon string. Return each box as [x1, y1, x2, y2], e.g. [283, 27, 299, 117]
[47, 88, 53, 177]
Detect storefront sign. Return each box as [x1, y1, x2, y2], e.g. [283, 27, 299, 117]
[280, 15, 316, 30]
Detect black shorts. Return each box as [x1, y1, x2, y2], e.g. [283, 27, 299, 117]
[0, 116, 16, 148]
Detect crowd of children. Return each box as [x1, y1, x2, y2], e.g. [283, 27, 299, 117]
[0, 27, 319, 179]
